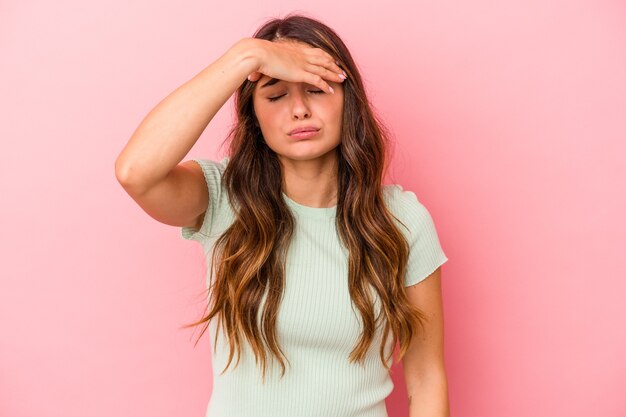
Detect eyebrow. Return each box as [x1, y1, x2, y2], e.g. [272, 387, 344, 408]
[260, 78, 281, 89]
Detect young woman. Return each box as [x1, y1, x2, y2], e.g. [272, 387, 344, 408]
[116, 13, 450, 417]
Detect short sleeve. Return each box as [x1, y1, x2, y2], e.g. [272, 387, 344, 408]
[386, 185, 449, 287]
[180, 156, 230, 243]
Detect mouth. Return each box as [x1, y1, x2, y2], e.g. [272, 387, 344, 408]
[289, 129, 320, 139]
[288, 126, 320, 135]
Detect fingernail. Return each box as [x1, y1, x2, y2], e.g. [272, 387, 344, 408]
[329, 86, 335, 94]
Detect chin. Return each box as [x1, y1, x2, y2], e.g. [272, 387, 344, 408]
[281, 145, 341, 161]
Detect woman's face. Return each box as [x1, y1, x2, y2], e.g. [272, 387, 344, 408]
[252, 59, 344, 163]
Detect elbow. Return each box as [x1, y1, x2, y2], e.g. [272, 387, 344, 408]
[114, 157, 134, 186]
[114, 158, 148, 194]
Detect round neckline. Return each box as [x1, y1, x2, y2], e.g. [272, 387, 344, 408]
[281, 192, 337, 219]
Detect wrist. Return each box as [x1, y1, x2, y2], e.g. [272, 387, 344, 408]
[230, 37, 265, 73]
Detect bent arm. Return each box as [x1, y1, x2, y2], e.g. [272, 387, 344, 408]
[115, 37, 259, 192]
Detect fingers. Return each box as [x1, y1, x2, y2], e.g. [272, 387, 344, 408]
[306, 48, 346, 78]
[305, 55, 347, 94]
[306, 62, 346, 85]
[245, 44, 348, 94]
[302, 73, 335, 95]
[303, 62, 346, 94]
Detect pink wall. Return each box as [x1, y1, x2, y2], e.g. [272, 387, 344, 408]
[1, 1, 624, 416]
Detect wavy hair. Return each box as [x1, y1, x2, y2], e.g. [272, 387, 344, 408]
[182, 12, 428, 382]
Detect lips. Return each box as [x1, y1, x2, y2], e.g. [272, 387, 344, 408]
[289, 126, 320, 135]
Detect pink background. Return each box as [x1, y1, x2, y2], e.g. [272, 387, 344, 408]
[1, 1, 625, 416]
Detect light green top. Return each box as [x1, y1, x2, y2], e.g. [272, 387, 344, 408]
[181, 157, 448, 417]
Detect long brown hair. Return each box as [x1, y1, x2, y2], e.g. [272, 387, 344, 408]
[182, 12, 428, 382]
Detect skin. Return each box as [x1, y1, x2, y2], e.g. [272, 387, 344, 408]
[251, 54, 345, 209]
[402, 267, 450, 416]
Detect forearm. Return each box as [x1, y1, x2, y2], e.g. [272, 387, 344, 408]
[115, 37, 260, 190]
[408, 373, 450, 417]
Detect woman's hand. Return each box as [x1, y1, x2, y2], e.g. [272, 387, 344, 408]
[246, 39, 347, 94]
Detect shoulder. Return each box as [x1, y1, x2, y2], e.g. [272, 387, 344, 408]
[190, 156, 231, 202]
[383, 183, 443, 240]
[383, 184, 429, 224]
[384, 184, 449, 286]
[180, 156, 234, 242]
[383, 183, 418, 204]
[192, 156, 230, 175]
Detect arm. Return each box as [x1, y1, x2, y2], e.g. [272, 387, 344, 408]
[401, 266, 450, 417]
[115, 37, 259, 191]
[114, 38, 260, 229]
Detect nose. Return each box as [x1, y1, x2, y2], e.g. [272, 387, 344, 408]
[290, 90, 311, 120]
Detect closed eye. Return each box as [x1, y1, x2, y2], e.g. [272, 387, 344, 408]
[268, 90, 325, 102]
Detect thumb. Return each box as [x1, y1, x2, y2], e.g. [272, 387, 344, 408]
[247, 71, 261, 82]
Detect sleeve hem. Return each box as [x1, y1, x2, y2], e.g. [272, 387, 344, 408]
[405, 254, 449, 287]
[179, 158, 227, 243]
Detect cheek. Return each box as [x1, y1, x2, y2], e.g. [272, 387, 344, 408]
[327, 105, 344, 128]
[254, 107, 273, 128]
[255, 102, 283, 125]
[259, 115, 282, 132]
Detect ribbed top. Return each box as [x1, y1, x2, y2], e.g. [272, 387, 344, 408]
[181, 157, 449, 417]
[281, 191, 337, 219]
